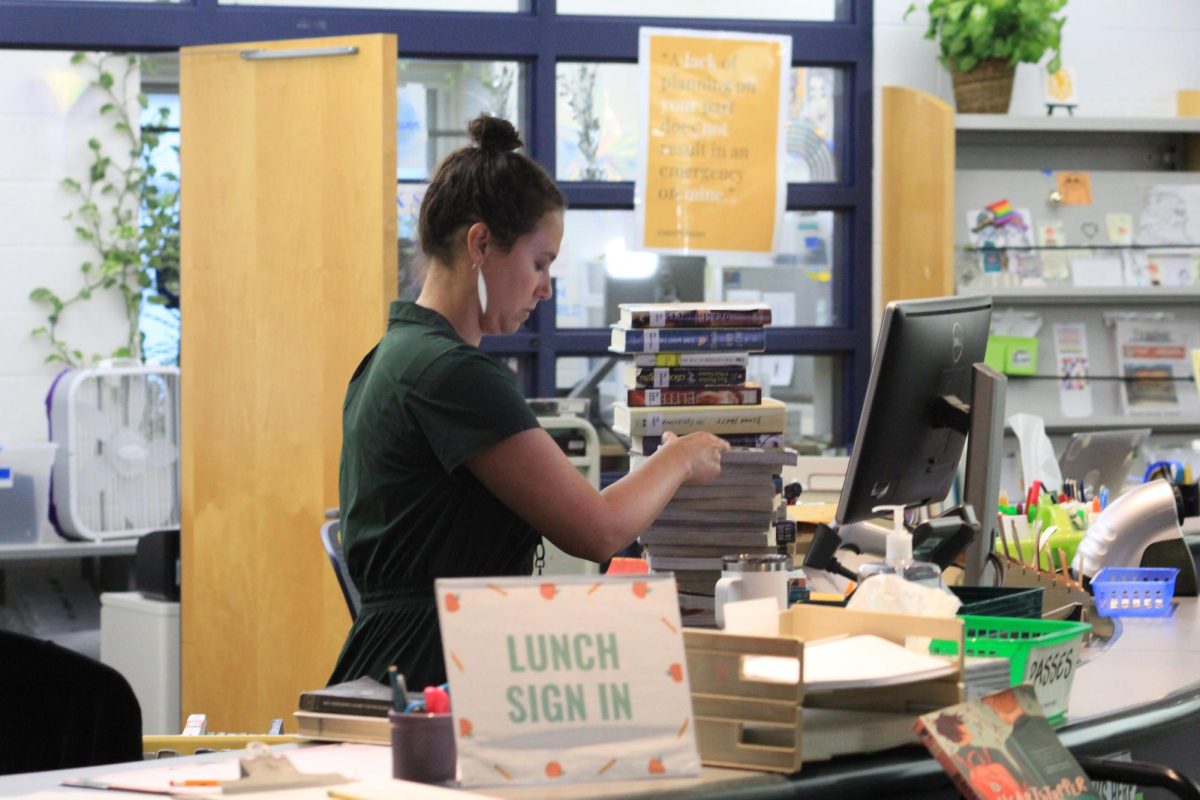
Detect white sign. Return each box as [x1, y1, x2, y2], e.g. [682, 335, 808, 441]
[1021, 637, 1082, 720]
[436, 574, 700, 787]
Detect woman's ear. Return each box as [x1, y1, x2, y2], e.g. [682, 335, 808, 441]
[466, 222, 491, 266]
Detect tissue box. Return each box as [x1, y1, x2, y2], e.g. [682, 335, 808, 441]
[0, 443, 58, 543]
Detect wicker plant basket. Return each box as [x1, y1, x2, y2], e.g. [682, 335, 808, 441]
[951, 58, 1016, 113]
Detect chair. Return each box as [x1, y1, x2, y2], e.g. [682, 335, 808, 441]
[0, 629, 143, 774]
[321, 514, 361, 621]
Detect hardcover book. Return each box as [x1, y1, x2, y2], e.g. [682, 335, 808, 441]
[613, 397, 786, 437]
[610, 326, 766, 354]
[631, 352, 750, 368]
[618, 302, 772, 329]
[626, 386, 761, 407]
[622, 363, 748, 389]
[297, 676, 392, 717]
[914, 685, 1096, 800]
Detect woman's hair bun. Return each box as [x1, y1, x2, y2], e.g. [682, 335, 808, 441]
[468, 114, 523, 154]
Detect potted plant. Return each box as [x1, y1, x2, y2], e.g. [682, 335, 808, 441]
[906, 0, 1068, 114]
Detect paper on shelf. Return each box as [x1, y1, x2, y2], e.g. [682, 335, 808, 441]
[1053, 322, 1093, 418]
[742, 634, 955, 693]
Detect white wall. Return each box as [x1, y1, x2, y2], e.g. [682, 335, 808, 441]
[872, 0, 1200, 326]
[0, 51, 131, 444]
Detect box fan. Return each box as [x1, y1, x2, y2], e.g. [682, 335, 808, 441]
[49, 361, 181, 541]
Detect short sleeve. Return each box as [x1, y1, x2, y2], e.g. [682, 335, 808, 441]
[407, 351, 539, 473]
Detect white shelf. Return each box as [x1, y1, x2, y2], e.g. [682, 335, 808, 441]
[0, 538, 138, 561]
[1017, 417, 1200, 434]
[956, 115, 1200, 134]
[975, 288, 1200, 304]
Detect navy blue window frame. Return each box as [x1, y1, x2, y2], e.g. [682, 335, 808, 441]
[0, 0, 872, 447]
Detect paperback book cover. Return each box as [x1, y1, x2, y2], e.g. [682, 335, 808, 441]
[613, 397, 786, 437]
[610, 326, 766, 354]
[626, 386, 761, 407]
[631, 351, 750, 368]
[623, 363, 748, 389]
[619, 302, 772, 329]
[914, 685, 1097, 800]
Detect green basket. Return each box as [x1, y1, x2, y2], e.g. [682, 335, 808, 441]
[950, 586, 1043, 619]
[931, 615, 1091, 724]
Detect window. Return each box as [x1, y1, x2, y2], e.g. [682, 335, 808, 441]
[2, 2, 874, 458]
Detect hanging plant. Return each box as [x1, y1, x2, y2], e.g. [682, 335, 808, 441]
[29, 52, 180, 366]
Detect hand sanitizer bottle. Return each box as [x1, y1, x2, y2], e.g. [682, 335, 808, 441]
[856, 505, 943, 589]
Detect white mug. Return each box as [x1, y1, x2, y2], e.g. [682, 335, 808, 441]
[714, 553, 791, 628]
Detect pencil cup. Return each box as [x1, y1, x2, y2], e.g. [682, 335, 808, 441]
[389, 710, 455, 784]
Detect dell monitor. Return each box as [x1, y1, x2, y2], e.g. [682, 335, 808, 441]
[801, 295, 1000, 581]
[837, 295, 993, 527]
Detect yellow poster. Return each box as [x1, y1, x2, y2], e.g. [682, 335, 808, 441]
[638, 28, 790, 254]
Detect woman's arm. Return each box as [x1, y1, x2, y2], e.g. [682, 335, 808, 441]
[466, 429, 729, 563]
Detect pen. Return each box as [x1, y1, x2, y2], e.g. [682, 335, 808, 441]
[170, 780, 221, 787]
[388, 664, 407, 713]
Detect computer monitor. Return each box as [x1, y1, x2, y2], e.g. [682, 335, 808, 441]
[836, 295, 994, 527]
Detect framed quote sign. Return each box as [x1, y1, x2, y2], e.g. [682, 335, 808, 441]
[435, 574, 699, 787]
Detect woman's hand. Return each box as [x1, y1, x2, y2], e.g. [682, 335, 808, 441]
[659, 430, 730, 485]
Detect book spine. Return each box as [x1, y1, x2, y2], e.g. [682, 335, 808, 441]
[626, 386, 761, 407]
[634, 432, 783, 454]
[627, 309, 772, 328]
[914, 724, 984, 800]
[613, 327, 766, 353]
[297, 695, 392, 717]
[614, 401, 785, 436]
[632, 352, 750, 368]
[627, 366, 748, 388]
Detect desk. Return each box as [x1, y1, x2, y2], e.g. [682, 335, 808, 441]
[3, 600, 1198, 799]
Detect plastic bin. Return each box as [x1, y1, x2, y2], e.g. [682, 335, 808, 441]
[1090, 567, 1178, 618]
[0, 443, 58, 543]
[930, 615, 1090, 724]
[950, 586, 1044, 619]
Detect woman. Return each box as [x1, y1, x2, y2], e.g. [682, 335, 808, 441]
[328, 115, 729, 688]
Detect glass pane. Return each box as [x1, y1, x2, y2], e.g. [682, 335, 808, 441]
[556, 64, 842, 183]
[397, 183, 428, 301]
[398, 59, 526, 180]
[785, 67, 841, 182]
[556, 0, 844, 22]
[555, 209, 838, 329]
[221, 0, 522, 9]
[555, 63, 638, 181]
[555, 353, 838, 464]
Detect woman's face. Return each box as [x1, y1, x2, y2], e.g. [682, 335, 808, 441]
[482, 210, 563, 334]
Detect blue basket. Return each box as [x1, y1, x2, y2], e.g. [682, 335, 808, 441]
[1090, 567, 1178, 618]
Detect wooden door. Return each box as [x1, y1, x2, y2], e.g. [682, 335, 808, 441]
[180, 34, 396, 732]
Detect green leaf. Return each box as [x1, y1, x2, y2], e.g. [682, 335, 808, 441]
[45, 353, 64, 364]
[98, 71, 114, 89]
[73, 350, 84, 361]
[99, 103, 115, 115]
[31, 326, 47, 336]
[137, 92, 149, 109]
[80, 288, 92, 300]
[29, 287, 56, 303]
[88, 137, 101, 151]
[71, 52, 86, 65]
[146, 294, 168, 306]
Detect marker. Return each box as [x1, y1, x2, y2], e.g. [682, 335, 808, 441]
[171, 780, 221, 787]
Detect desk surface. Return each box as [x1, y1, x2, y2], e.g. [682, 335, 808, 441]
[2, 600, 1198, 800]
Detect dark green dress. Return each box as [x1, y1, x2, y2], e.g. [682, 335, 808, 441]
[327, 301, 541, 688]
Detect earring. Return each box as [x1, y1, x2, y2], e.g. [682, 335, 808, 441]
[476, 264, 489, 315]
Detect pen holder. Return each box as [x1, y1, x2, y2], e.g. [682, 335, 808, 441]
[388, 710, 455, 784]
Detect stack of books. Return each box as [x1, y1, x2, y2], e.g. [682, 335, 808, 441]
[608, 302, 794, 626]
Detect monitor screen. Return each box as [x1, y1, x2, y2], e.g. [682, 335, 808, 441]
[836, 295, 993, 526]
